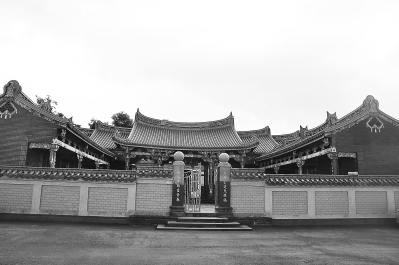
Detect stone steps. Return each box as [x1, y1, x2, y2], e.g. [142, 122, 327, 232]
[156, 224, 253, 231]
[156, 216, 253, 231]
[184, 212, 217, 217]
[178, 217, 228, 222]
[200, 197, 215, 204]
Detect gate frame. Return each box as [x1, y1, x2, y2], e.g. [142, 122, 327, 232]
[184, 163, 202, 213]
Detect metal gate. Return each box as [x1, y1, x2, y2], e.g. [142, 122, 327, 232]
[184, 163, 202, 212]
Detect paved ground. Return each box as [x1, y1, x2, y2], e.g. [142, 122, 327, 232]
[0, 222, 398, 265]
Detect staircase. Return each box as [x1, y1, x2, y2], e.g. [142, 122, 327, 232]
[157, 216, 253, 231]
[200, 196, 214, 204]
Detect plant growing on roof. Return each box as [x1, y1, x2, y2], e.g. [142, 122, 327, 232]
[111, 111, 133, 128]
[88, 118, 109, 129]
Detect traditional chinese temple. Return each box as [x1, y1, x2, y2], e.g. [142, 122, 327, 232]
[1, 80, 399, 225]
[1, 80, 399, 177]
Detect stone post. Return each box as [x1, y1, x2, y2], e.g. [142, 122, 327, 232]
[216, 153, 233, 217]
[49, 144, 59, 168]
[170, 151, 185, 217]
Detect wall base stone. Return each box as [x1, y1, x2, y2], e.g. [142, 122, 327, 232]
[272, 218, 397, 226]
[216, 206, 233, 217]
[0, 213, 129, 225]
[169, 206, 185, 217]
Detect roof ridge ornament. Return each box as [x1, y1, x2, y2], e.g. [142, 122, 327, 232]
[1, 80, 22, 99]
[326, 111, 338, 126]
[299, 125, 308, 139]
[363, 95, 379, 114]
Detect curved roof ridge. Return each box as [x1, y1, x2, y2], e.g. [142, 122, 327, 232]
[134, 109, 234, 129]
[95, 121, 132, 132]
[238, 126, 271, 136]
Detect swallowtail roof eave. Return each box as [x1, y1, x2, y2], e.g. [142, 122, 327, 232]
[1, 80, 115, 158]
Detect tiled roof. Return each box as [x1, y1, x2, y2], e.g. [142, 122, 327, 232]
[256, 95, 399, 160]
[114, 110, 259, 151]
[1, 80, 115, 158]
[79, 127, 94, 137]
[238, 126, 280, 154]
[89, 122, 131, 149]
[230, 169, 399, 186]
[0, 166, 172, 182]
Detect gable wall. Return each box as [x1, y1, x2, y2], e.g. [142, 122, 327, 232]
[0, 103, 60, 166]
[335, 118, 399, 175]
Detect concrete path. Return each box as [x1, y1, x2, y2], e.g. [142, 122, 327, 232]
[0, 221, 398, 264]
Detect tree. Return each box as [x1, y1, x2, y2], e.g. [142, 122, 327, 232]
[88, 118, 108, 129]
[111, 111, 133, 127]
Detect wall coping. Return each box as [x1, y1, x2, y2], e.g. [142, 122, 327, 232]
[1, 165, 171, 183]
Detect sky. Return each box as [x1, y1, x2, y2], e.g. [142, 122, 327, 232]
[1, 0, 398, 134]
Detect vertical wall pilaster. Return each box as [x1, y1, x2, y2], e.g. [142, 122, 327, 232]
[348, 190, 356, 216]
[387, 190, 395, 217]
[127, 183, 136, 214]
[308, 190, 315, 217]
[78, 184, 89, 216]
[264, 188, 273, 217]
[31, 183, 42, 214]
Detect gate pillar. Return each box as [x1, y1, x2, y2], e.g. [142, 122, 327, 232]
[216, 153, 233, 217]
[170, 151, 185, 217]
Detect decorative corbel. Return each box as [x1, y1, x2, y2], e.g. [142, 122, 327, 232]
[77, 153, 83, 168]
[312, 146, 318, 153]
[296, 159, 305, 168]
[60, 129, 67, 142]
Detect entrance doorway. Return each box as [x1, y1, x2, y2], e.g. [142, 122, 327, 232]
[184, 163, 202, 212]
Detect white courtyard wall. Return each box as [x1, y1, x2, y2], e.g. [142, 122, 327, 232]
[231, 179, 399, 219]
[0, 177, 171, 217]
[265, 187, 398, 219]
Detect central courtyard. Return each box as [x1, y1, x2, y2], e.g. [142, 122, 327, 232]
[0, 222, 398, 264]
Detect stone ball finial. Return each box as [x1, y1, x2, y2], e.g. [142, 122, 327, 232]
[219, 153, 229, 163]
[174, 151, 184, 161]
